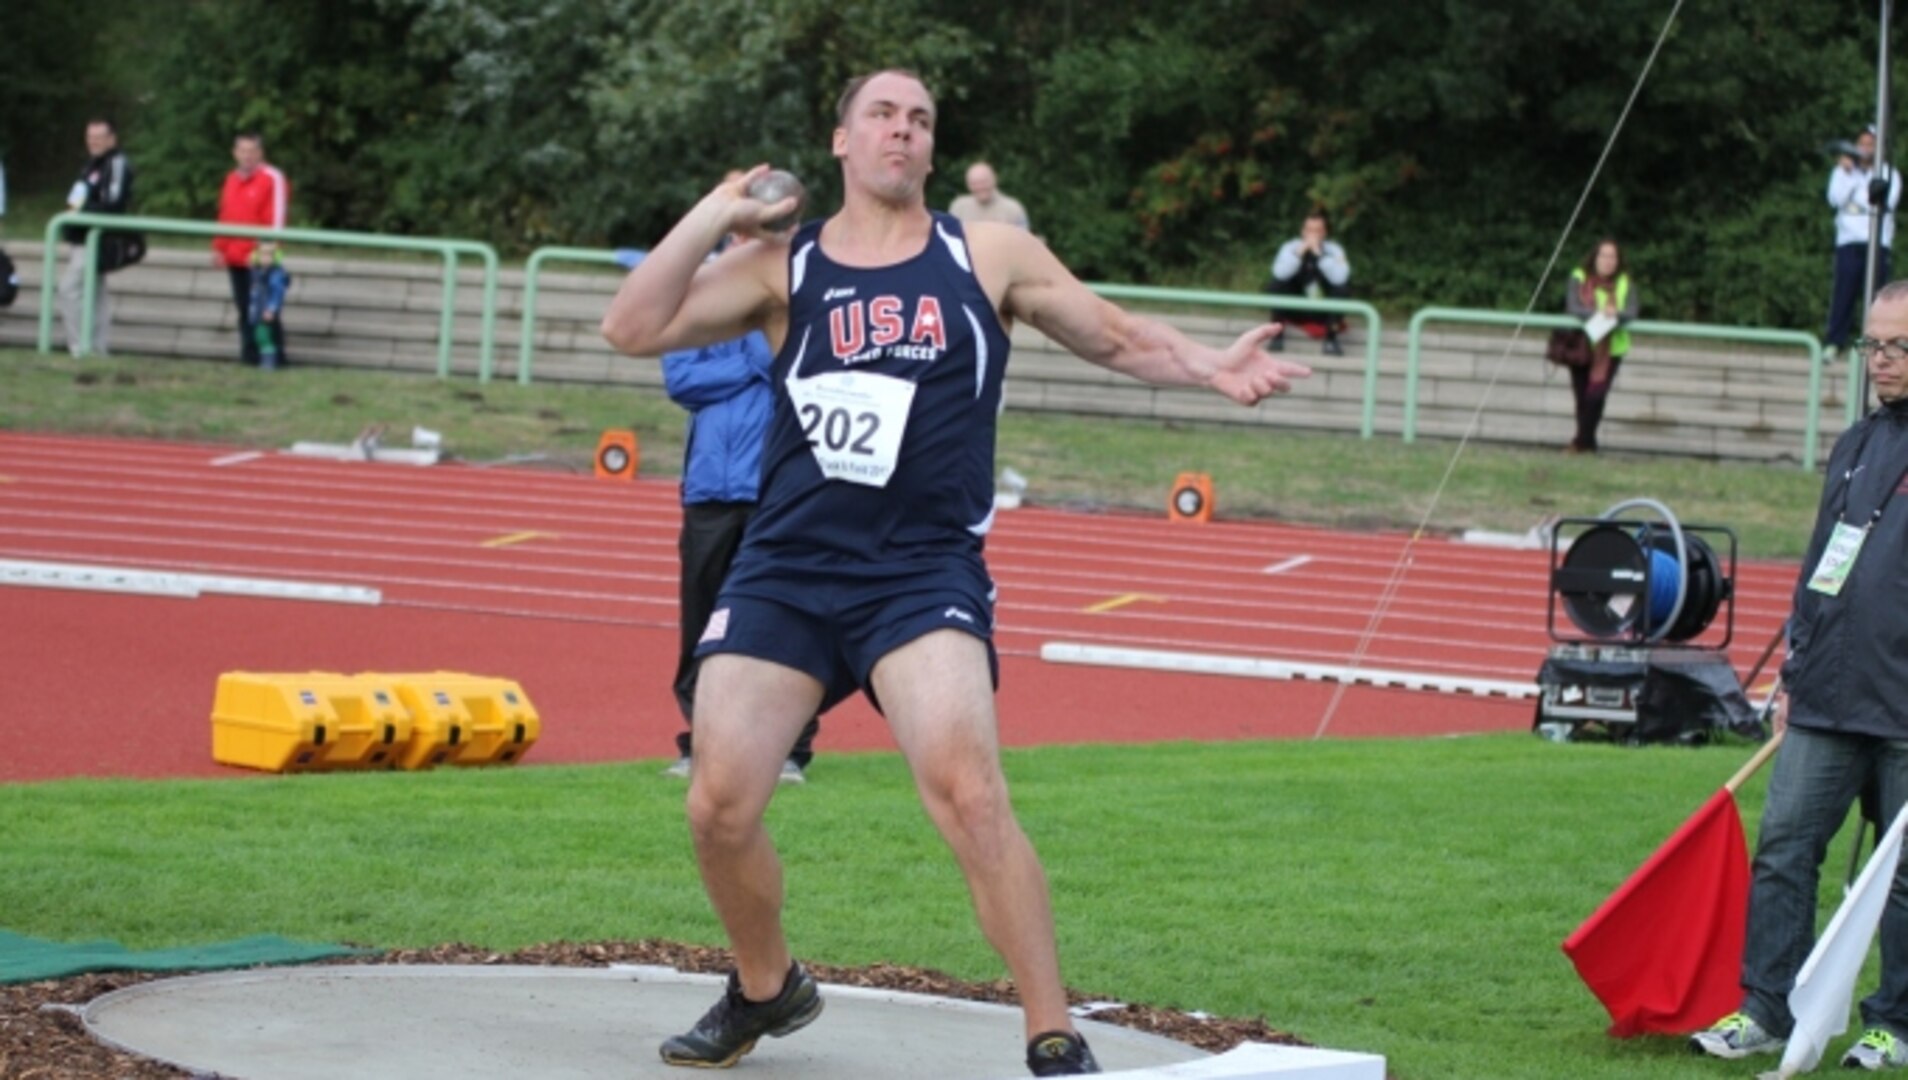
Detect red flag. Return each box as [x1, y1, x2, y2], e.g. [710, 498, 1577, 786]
[1561, 788, 1750, 1036]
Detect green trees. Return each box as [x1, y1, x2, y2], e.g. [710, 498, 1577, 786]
[12, 0, 1900, 328]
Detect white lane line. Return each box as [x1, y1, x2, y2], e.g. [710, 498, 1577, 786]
[0, 560, 198, 598]
[0, 543, 671, 609]
[210, 451, 264, 467]
[1261, 555, 1313, 575]
[0, 558, 380, 605]
[1039, 641, 1539, 700]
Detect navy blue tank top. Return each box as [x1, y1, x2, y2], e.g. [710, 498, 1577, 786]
[723, 212, 1012, 596]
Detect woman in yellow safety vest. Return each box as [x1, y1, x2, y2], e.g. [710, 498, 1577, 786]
[1563, 238, 1637, 453]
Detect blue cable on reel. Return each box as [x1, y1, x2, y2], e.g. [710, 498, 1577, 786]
[1645, 546, 1683, 637]
[1548, 498, 1736, 646]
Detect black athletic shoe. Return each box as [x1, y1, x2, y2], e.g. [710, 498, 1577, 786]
[659, 962, 824, 1068]
[1027, 1029, 1101, 1075]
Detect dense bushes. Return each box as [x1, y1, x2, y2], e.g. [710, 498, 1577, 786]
[4, 0, 1896, 328]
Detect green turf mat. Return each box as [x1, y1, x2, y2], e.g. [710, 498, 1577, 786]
[0, 928, 366, 984]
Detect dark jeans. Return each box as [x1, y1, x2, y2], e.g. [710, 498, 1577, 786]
[1265, 269, 1351, 338]
[674, 500, 818, 765]
[1740, 725, 1908, 1037]
[1568, 355, 1623, 451]
[1826, 243, 1894, 349]
[227, 266, 286, 366]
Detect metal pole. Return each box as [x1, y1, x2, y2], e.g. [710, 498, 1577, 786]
[478, 248, 499, 384]
[1857, 0, 1896, 407]
[79, 230, 102, 357]
[518, 249, 547, 386]
[438, 251, 458, 379]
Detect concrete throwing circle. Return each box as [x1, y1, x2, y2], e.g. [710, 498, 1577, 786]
[82, 964, 1208, 1078]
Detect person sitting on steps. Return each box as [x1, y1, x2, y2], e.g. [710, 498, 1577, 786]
[1265, 209, 1352, 357]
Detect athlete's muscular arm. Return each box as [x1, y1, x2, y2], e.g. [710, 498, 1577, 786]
[976, 226, 1310, 406]
[601, 167, 796, 357]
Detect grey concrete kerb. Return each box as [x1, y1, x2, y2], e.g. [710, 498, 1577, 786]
[80, 963, 1205, 1079]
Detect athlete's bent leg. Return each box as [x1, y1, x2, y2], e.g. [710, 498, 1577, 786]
[686, 653, 825, 1000]
[875, 630, 1075, 1041]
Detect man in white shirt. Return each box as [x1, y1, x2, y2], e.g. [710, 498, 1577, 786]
[1826, 126, 1901, 361]
[1266, 210, 1352, 357]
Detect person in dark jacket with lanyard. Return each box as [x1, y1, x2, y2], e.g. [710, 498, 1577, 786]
[645, 238, 821, 784]
[1692, 280, 1908, 1069]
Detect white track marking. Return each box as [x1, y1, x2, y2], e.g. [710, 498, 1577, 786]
[1041, 642, 1538, 700]
[0, 558, 380, 604]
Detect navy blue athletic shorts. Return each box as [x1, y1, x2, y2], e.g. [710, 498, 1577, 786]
[694, 567, 998, 714]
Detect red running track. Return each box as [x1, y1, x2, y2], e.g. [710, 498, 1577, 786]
[0, 432, 1802, 782]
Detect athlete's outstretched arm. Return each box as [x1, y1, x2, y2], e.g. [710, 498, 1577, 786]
[991, 229, 1310, 406]
[601, 167, 796, 357]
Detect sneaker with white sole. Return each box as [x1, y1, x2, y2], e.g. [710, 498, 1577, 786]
[661, 756, 691, 779]
[778, 760, 806, 785]
[1689, 1011, 1785, 1059]
[1842, 1028, 1908, 1070]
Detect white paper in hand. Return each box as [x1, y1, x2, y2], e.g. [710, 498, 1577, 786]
[1584, 311, 1619, 345]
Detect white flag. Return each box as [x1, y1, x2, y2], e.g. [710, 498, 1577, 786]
[1775, 803, 1908, 1076]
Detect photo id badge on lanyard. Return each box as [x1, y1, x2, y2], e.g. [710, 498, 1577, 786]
[787, 369, 917, 488]
[1807, 520, 1868, 596]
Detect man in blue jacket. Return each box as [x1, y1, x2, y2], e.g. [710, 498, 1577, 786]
[651, 239, 820, 783]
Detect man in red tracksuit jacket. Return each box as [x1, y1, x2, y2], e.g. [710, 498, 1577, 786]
[211, 133, 290, 366]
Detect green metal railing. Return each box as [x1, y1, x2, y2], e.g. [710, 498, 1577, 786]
[40, 212, 502, 380]
[518, 246, 626, 385]
[1845, 359, 1864, 429]
[33, 224, 1841, 464]
[1403, 307, 1827, 469]
[1088, 286, 1384, 438]
[515, 257, 1383, 431]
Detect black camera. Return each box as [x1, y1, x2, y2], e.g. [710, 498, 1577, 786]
[1828, 138, 1870, 160]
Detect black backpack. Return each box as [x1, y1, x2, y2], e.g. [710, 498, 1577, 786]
[0, 248, 17, 307]
[98, 232, 147, 274]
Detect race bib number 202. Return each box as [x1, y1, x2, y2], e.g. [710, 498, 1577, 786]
[787, 370, 916, 488]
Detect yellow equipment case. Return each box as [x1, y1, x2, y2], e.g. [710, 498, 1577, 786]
[383, 672, 541, 768]
[211, 672, 414, 773]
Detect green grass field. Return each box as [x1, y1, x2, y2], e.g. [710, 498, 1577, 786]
[0, 737, 1869, 1079]
[0, 345, 1856, 1077]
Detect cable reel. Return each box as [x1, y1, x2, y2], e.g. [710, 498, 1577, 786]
[1547, 498, 1737, 647]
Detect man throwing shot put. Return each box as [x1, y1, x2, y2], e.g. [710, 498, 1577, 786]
[602, 68, 1309, 1077]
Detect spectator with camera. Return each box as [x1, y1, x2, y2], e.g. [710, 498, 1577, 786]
[1826, 125, 1901, 363]
[1265, 210, 1351, 357]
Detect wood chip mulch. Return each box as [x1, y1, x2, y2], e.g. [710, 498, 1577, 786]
[0, 939, 1309, 1078]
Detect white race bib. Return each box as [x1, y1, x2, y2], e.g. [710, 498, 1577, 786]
[1807, 520, 1868, 596]
[787, 370, 916, 487]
